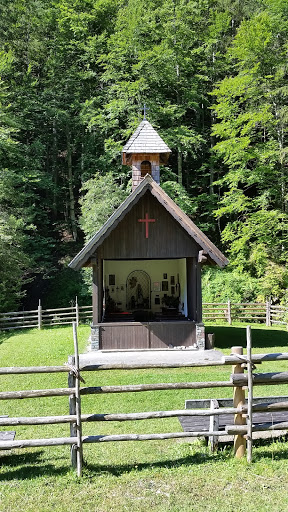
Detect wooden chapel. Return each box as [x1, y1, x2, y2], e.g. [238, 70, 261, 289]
[69, 119, 228, 350]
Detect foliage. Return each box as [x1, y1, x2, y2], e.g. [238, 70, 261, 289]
[79, 171, 130, 240]
[202, 267, 261, 303]
[212, 0, 288, 297]
[1, 0, 288, 309]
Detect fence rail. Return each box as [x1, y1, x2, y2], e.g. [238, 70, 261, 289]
[0, 300, 287, 331]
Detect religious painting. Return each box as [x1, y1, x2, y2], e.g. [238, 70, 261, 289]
[109, 274, 115, 286]
[153, 282, 161, 292]
[162, 281, 168, 292]
[170, 276, 175, 285]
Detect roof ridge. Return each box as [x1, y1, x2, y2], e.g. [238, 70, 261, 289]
[124, 121, 147, 152]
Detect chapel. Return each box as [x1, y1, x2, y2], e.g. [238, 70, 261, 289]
[69, 119, 228, 350]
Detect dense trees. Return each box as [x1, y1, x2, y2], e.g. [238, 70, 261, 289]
[0, 0, 287, 310]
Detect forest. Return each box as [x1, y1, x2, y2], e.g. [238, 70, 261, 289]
[0, 0, 288, 312]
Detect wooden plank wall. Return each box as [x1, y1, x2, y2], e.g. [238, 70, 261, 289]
[99, 322, 196, 350]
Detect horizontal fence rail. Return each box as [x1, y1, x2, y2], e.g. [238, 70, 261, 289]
[0, 299, 287, 331]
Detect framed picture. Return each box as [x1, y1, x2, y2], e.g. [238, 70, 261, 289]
[109, 274, 115, 286]
[163, 273, 167, 280]
[155, 297, 160, 305]
[162, 281, 168, 292]
[171, 286, 175, 295]
[170, 276, 175, 285]
[153, 282, 161, 292]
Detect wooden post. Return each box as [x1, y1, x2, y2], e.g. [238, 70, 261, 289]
[68, 354, 77, 468]
[227, 300, 232, 325]
[75, 297, 79, 327]
[72, 322, 83, 477]
[246, 325, 253, 463]
[196, 262, 202, 323]
[186, 257, 196, 321]
[92, 263, 99, 325]
[38, 299, 42, 330]
[266, 299, 271, 327]
[209, 399, 219, 452]
[232, 345, 246, 458]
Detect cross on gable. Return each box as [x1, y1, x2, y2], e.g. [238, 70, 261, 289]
[138, 213, 155, 238]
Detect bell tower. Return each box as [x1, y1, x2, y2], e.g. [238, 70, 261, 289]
[122, 119, 171, 191]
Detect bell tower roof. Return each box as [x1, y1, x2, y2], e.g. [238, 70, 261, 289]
[122, 120, 171, 158]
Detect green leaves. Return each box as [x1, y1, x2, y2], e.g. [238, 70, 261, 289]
[211, 0, 288, 300]
[79, 171, 129, 239]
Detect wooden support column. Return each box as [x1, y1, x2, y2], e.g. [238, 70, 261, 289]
[196, 262, 202, 323]
[186, 257, 197, 321]
[98, 257, 103, 323]
[232, 346, 246, 458]
[92, 262, 99, 325]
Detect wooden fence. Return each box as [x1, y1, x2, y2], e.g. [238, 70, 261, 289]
[1, 323, 288, 475]
[0, 299, 93, 331]
[0, 300, 287, 331]
[202, 300, 288, 326]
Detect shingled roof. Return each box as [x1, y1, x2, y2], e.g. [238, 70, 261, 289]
[69, 175, 228, 270]
[122, 120, 171, 154]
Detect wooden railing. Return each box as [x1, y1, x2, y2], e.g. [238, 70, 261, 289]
[0, 300, 287, 331]
[1, 324, 288, 474]
[202, 300, 287, 326]
[0, 299, 93, 331]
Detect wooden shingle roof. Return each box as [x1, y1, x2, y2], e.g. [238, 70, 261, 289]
[122, 120, 171, 154]
[69, 175, 228, 270]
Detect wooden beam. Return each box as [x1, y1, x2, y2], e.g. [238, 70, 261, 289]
[92, 263, 98, 324]
[186, 257, 197, 321]
[196, 262, 202, 323]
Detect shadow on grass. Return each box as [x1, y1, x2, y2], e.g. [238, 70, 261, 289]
[0, 331, 14, 345]
[84, 448, 231, 477]
[0, 450, 71, 480]
[205, 325, 288, 350]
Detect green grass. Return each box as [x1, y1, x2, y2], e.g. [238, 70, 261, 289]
[1, 324, 288, 511]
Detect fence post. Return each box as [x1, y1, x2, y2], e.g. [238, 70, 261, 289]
[72, 322, 83, 477]
[232, 345, 246, 458]
[209, 399, 219, 452]
[68, 354, 77, 469]
[38, 299, 42, 330]
[246, 325, 253, 463]
[75, 296, 79, 327]
[227, 300, 232, 325]
[266, 299, 271, 327]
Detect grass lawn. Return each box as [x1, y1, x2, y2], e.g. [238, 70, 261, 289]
[0, 323, 288, 511]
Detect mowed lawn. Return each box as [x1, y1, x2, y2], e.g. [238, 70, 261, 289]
[0, 324, 288, 511]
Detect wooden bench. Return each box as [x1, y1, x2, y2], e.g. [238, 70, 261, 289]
[178, 396, 288, 451]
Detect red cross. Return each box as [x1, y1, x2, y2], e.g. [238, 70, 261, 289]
[138, 213, 155, 238]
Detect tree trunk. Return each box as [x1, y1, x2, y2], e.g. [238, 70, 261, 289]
[66, 128, 77, 241]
